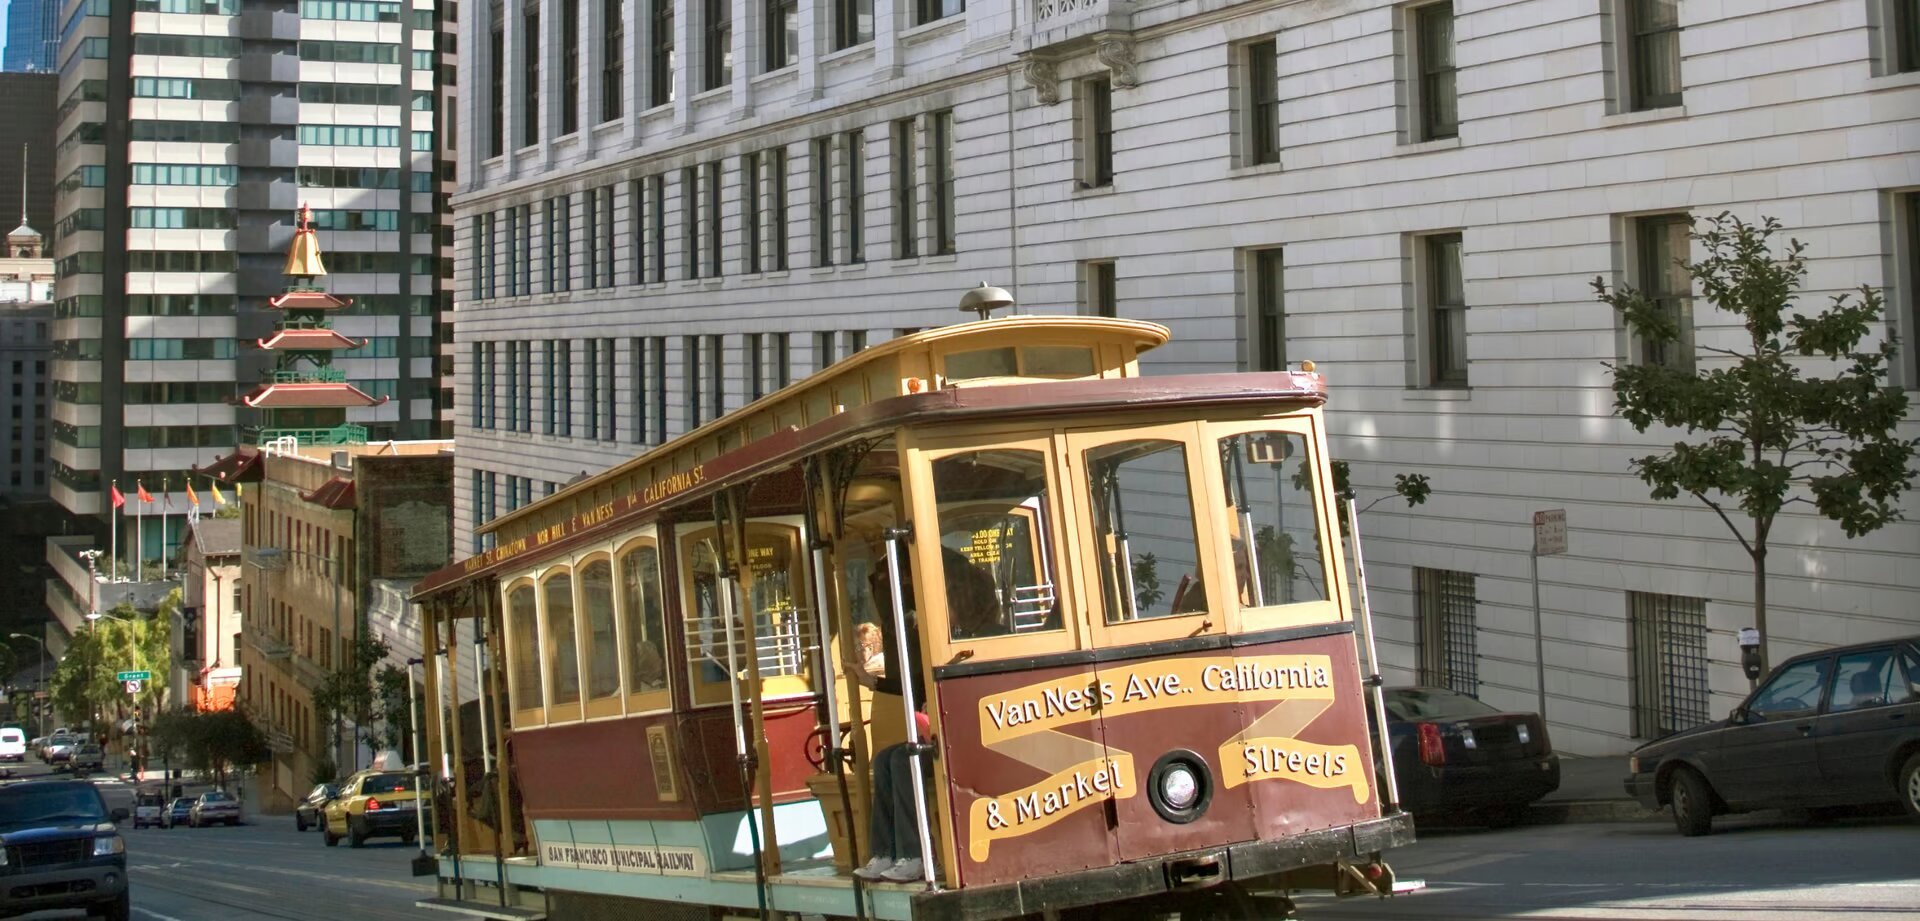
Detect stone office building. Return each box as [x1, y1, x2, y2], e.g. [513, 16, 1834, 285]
[447, 0, 1920, 754]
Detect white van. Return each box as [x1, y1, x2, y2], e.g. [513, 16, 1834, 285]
[0, 728, 26, 762]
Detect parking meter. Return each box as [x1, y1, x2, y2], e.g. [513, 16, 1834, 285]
[1737, 627, 1763, 684]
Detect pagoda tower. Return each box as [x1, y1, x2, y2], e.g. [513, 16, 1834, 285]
[240, 204, 387, 447]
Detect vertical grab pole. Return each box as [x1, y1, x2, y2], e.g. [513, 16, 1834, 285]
[407, 658, 428, 854]
[474, 622, 493, 775]
[881, 527, 937, 890]
[711, 493, 771, 921]
[1346, 497, 1401, 813]
[808, 543, 841, 767]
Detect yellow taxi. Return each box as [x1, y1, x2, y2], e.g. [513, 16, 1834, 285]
[320, 767, 424, 848]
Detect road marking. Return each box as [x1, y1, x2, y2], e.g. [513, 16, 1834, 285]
[1407, 852, 1521, 876]
[133, 908, 192, 921]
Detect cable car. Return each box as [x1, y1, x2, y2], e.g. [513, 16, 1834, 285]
[410, 286, 1418, 921]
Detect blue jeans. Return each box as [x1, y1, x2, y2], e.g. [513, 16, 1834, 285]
[868, 743, 921, 861]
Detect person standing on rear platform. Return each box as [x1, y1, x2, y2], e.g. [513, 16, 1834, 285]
[852, 556, 930, 884]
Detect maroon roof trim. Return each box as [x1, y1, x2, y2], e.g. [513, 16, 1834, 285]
[300, 476, 356, 509]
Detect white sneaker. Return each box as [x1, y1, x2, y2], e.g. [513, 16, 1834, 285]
[880, 857, 924, 882]
[852, 856, 894, 880]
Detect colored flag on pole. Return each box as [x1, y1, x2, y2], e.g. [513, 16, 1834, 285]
[137, 481, 152, 504]
[209, 481, 226, 506]
[110, 483, 125, 509]
[186, 481, 200, 508]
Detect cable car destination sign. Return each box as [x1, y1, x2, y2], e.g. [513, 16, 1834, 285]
[964, 652, 1370, 861]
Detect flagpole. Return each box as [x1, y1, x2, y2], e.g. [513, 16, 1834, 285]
[135, 481, 144, 576]
[109, 484, 118, 581]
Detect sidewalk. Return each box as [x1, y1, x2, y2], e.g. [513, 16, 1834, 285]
[1526, 754, 1660, 825]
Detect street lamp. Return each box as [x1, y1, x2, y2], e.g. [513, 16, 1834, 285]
[7, 634, 49, 738]
[251, 546, 349, 771]
[78, 549, 104, 739]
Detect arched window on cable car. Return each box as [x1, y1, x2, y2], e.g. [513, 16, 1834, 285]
[617, 536, 670, 712]
[578, 557, 621, 718]
[543, 569, 581, 720]
[505, 581, 544, 726]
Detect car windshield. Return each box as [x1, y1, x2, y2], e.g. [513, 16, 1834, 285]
[1385, 687, 1501, 721]
[201, 792, 231, 803]
[359, 774, 412, 795]
[0, 785, 108, 829]
[171, 799, 193, 809]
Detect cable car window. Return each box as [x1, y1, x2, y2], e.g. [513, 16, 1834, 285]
[580, 559, 620, 702]
[507, 583, 543, 713]
[619, 540, 668, 696]
[931, 449, 1056, 640]
[1085, 439, 1206, 622]
[680, 522, 816, 706]
[544, 571, 581, 707]
[1021, 346, 1095, 377]
[1217, 431, 1329, 608]
[945, 347, 1017, 380]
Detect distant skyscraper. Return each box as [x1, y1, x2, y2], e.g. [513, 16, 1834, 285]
[0, 74, 56, 234]
[2, 0, 57, 72]
[50, 0, 457, 583]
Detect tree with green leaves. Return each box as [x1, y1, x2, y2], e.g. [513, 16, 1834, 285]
[49, 591, 176, 733]
[1595, 213, 1918, 674]
[312, 634, 392, 762]
[147, 706, 269, 789]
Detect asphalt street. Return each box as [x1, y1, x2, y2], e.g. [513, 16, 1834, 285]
[5, 759, 1916, 919]
[1299, 810, 1920, 921]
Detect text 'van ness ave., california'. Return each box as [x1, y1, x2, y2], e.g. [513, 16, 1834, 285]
[977, 655, 1336, 742]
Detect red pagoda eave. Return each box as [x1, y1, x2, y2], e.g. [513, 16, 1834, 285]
[240, 382, 388, 408]
[256, 328, 366, 350]
[300, 476, 356, 509]
[194, 448, 263, 484]
[268, 291, 354, 310]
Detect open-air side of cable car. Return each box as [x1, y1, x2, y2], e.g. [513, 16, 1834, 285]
[408, 287, 1419, 921]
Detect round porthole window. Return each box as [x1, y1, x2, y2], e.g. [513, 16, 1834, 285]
[1147, 750, 1213, 824]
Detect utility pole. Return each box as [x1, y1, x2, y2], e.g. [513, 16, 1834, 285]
[79, 549, 103, 738]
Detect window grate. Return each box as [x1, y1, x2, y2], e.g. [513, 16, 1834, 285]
[1416, 567, 1477, 695]
[1630, 591, 1709, 738]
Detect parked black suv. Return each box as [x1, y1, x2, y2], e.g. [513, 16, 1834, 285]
[1625, 635, 1920, 835]
[0, 780, 130, 919]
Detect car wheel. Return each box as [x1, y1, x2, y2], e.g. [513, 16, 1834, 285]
[323, 824, 339, 847]
[348, 817, 367, 848]
[296, 813, 307, 832]
[1669, 767, 1714, 837]
[1900, 752, 1920, 820]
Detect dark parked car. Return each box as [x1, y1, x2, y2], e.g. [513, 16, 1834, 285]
[1374, 686, 1561, 825]
[163, 798, 194, 829]
[0, 780, 130, 920]
[1625, 636, 1920, 836]
[294, 783, 338, 832]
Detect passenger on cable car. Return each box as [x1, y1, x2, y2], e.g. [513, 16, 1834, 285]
[851, 553, 929, 883]
[852, 547, 1003, 882]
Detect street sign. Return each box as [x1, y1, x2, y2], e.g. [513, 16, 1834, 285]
[32, 691, 47, 700]
[1532, 509, 1567, 556]
[115, 670, 151, 682]
[123, 679, 143, 695]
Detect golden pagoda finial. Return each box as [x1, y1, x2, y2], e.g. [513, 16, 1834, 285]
[283, 202, 328, 278]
